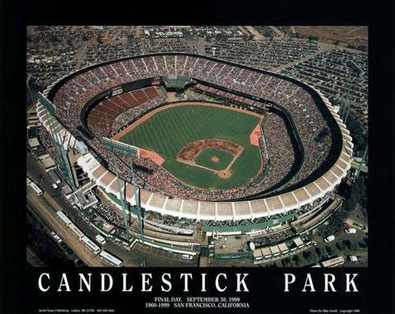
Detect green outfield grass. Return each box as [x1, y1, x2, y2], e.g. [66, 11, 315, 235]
[120, 104, 262, 189]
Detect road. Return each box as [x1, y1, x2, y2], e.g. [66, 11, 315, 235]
[244, 26, 265, 41]
[269, 26, 284, 38]
[27, 151, 197, 267]
[351, 161, 368, 174]
[27, 189, 108, 267]
[105, 241, 197, 267]
[27, 152, 97, 238]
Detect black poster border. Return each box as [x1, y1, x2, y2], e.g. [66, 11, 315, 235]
[1, 0, 394, 313]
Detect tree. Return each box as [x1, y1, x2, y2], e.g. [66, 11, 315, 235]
[350, 241, 359, 251]
[343, 175, 367, 212]
[304, 250, 319, 264]
[343, 239, 352, 249]
[358, 242, 367, 249]
[309, 251, 319, 263]
[325, 246, 333, 256]
[281, 258, 290, 267]
[345, 114, 367, 155]
[292, 255, 301, 266]
[317, 207, 347, 237]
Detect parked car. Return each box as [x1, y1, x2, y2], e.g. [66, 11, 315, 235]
[74, 259, 84, 267]
[344, 228, 357, 234]
[95, 234, 107, 245]
[180, 254, 193, 261]
[324, 235, 335, 243]
[50, 231, 62, 243]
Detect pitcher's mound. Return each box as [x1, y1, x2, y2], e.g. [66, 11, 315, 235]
[211, 156, 220, 163]
[218, 170, 231, 179]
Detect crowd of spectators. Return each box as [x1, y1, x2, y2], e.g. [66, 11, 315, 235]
[261, 113, 295, 187]
[110, 96, 165, 135]
[27, 26, 368, 139]
[142, 198, 332, 231]
[144, 211, 196, 233]
[94, 196, 124, 228]
[27, 26, 367, 135]
[49, 54, 336, 202]
[26, 27, 366, 232]
[86, 87, 162, 137]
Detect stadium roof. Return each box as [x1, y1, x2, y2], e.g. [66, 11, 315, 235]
[71, 139, 352, 221]
[36, 53, 353, 222]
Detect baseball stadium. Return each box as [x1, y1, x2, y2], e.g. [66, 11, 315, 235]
[33, 53, 353, 263]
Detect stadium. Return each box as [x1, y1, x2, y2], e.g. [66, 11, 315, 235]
[33, 52, 353, 262]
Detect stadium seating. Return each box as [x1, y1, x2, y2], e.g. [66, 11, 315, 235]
[49, 53, 352, 207]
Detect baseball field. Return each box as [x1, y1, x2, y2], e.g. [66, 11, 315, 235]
[119, 103, 263, 189]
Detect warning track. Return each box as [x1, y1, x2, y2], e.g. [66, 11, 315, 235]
[113, 102, 265, 190]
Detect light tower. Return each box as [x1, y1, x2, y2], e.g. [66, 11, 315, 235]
[101, 137, 143, 239]
[27, 77, 76, 190]
[354, 144, 368, 181]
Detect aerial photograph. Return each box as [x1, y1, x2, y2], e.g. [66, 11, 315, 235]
[26, 25, 368, 268]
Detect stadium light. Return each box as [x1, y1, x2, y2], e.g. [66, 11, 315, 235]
[101, 137, 140, 158]
[101, 137, 143, 238]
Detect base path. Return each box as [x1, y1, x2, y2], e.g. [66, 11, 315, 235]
[177, 138, 244, 179]
[218, 170, 232, 179]
[111, 101, 263, 168]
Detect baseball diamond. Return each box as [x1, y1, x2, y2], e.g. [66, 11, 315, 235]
[37, 52, 353, 223]
[28, 26, 368, 270]
[118, 103, 263, 189]
[195, 148, 235, 171]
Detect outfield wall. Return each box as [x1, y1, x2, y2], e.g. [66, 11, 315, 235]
[39, 53, 353, 222]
